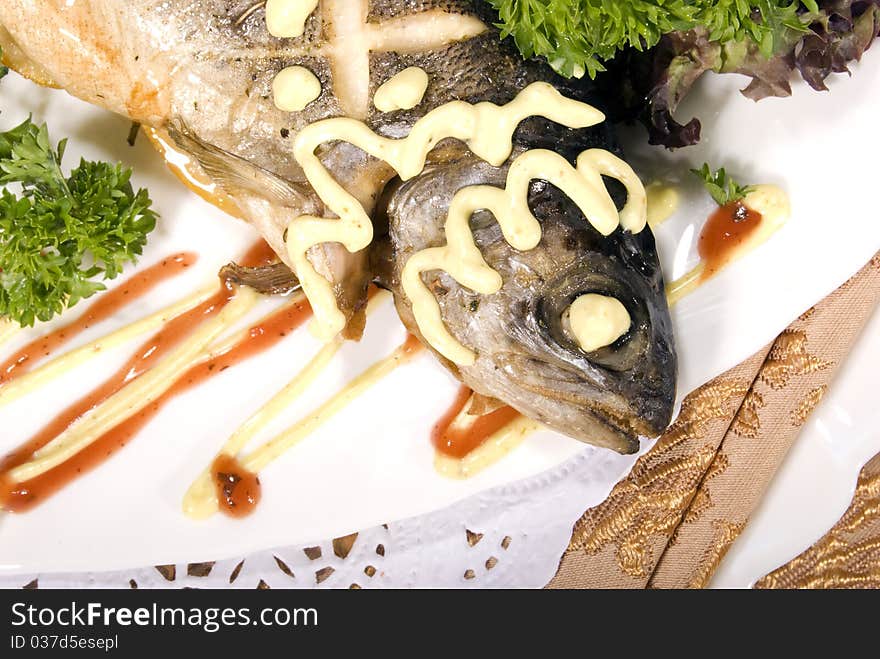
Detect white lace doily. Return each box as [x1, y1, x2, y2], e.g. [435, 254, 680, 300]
[0, 446, 640, 589]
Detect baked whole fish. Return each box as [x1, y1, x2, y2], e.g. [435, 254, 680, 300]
[0, 0, 676, 453]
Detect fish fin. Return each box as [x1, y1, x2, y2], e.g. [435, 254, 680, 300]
[219, 262, 301, 296]
[467, 393, 506, 416]
[341, 303, 368, 341]
[166, 123, 313, 209]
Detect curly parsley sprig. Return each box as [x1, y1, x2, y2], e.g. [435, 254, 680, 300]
[486, 0, 820, 78]
[0, 116, 157, 327]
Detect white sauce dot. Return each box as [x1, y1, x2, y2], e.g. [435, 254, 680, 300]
[266, 0, 318, 39]
[645, 182, 680, 228]
[564, 294, 631, 353]
[272, 66, 322, 112]
[373, 67, 429, 113]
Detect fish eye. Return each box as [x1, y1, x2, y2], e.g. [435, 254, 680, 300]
[561, 293, 631, 353]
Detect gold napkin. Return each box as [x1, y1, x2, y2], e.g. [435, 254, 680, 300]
[548, 252, 880, 589]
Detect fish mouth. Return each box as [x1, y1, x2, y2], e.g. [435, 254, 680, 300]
[492, 351, 653, 454]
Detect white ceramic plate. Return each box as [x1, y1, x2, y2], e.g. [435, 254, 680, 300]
[0, 49, 878, 574]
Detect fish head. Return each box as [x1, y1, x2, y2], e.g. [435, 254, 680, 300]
[381, 146, 676, 454]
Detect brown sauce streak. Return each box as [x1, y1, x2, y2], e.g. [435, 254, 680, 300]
[0, 253, 196, 384]
[211, 454, 262, 519]
[698, 201, 763, 280]
[432, 386, 521, 459]
[0, 241, 297, 513]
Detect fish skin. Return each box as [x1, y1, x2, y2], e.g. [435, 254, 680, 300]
[0, 0, 677, 449]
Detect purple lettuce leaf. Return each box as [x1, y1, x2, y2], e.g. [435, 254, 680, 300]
[599, 1, 880, 148]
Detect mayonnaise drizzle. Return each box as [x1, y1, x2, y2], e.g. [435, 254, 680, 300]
[183, 291, 389, 518]
[266, 0, 319, 38]
[288, 81, 646, 364]
[741, 185, 790, 237]
[184, 315, 422, 518]
[0, 288, 216, 410]
[402, 148, 644, 364]
[7, 289, 259, 484]
[373, 66, 429, 112]
[0, 320, 19, 349]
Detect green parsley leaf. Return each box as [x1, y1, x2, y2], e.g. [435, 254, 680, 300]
[0, 116, 157, 327]
[690, 163, 755, 206]
[485, 0, 815, 78]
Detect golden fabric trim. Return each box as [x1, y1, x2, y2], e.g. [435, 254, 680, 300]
[790, 385, 827, 427]
[756, 458, 880, 589]
[731, 390, 764, 438]
[651, 319, 838, 586]
[665, 452, 731, 548]
[685, 520, 746, 589]
[760, 330, 831, 390]
[797, 306, 818, 322]
[682, 454, 728, 524]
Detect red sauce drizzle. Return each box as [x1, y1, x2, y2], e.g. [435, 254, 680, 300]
[401, 333, 425, 356]
[0, 241, 303, 513]
[0, 253, 196, 385]
[698, 201, 763, 280]
[0, 286, 235, 511]
[239, 240, 278, 269]
[211, 454, 262, 518]
[432, 386, 521, 459]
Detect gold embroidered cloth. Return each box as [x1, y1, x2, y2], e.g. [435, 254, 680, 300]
[548, 252, 880, 589]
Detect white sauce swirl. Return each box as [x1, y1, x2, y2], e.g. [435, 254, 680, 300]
[286, 82, 647, 364]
